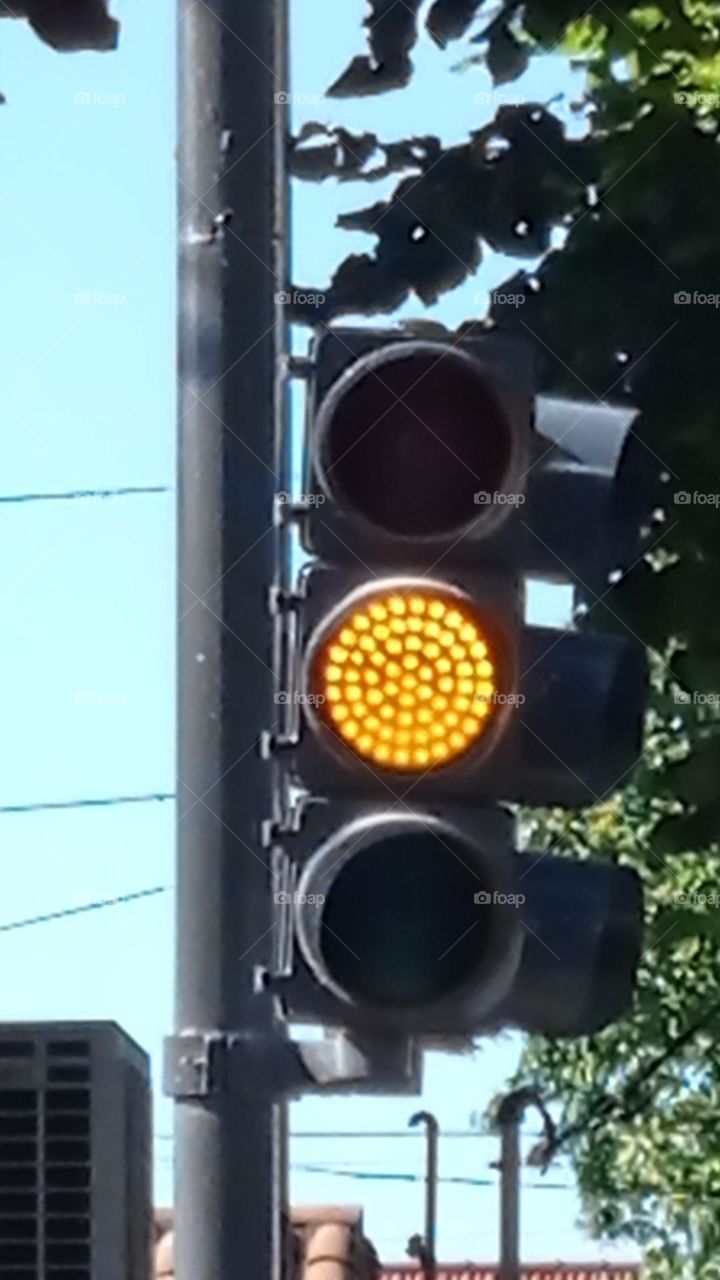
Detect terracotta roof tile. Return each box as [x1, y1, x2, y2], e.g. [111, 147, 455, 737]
[154, 1207, 379, 1280]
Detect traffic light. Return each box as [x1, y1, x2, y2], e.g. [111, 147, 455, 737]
[271, 327, 647, 1053]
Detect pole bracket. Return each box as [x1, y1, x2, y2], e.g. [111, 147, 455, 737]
[164, 1028, 423, 1100]
[164, 1031, 296, 1100]
[164, 1031, 297, 1100]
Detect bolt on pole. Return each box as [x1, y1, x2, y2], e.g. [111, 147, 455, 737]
[172, 2, 289, 1279]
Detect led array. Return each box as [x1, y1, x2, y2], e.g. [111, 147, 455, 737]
[312, 589, 498, 771]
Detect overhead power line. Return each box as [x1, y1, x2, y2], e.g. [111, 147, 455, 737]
[0, 485, 170, 506]
[0, 886, 170, 934]
[290, 1163, 571, 1189]
[0, 791, 175, 816]
[286, 1130, 501, 1140]
[156, 1128, 560, 1143]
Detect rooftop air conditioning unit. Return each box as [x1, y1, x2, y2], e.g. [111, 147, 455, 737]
[0, 1022, 151, 1280]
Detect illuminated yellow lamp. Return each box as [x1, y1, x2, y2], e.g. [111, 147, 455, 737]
[311, 585, 503, 771]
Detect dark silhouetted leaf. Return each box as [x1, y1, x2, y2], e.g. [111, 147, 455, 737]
[327, 0, 421, 97]
[486, 25, 530, 83]
[327, 53, 413, 97]
[426, 0, 487, 47]
[23, 0, 118, 50]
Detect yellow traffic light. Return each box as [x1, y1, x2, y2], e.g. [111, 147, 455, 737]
[308, 584, 502, 772]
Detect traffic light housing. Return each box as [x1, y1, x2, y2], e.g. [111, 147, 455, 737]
[304, 331, 533, 561]
[271, 327, 647, 1051]
[293, 808, 521, 1036]
[271, 802, 643, 1039]
[285, 564, 646, 807]
[299, 328, 646, 587]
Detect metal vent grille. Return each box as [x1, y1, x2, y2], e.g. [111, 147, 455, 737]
[44, 1039, 91, 1278]
[124, 1056, 152, 1280]
[0, 1037, 91, 1279]
[0, 1038, 40, 1279]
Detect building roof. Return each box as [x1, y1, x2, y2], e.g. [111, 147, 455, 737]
[382, 1269, 641, 1280]
[154, 1212, 640, 1280]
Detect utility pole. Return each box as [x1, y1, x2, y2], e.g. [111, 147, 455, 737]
[170, 3, 288, 1280]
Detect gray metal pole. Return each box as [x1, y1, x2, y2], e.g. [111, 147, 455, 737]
[173, 2, 288, 1278]
[496, 1088, 550, 1280]
[498, 1110, 521, 1280]
[495, 1089, 555, 1280]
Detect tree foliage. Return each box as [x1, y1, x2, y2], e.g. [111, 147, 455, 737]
[291, 1, 720, 1272]
[516, 668, 720, 1279]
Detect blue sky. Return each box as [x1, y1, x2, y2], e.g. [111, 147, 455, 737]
[0, 0, 176, 1202]
[0, 1, 636, 1265]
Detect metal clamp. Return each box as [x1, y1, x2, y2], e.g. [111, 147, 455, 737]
[164, 1028, 422, 1101]
[164, 1029, 323, 1101]
[164, 1033, 229, 1100]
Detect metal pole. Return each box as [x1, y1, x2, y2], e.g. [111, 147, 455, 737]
[408, 1111, 439, 1280]
[498, 1104, 521, 1280]
[496, 1088, 550, 1280]
[173, 2, 288, 1278]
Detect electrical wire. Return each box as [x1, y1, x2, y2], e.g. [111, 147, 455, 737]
[290, 1163, 572, 1189]
[0, 791, 175, 816]
[284, 1130, 512, 1140]
[0, 485, 170, 506]
[0, 886, 170, 933]
[155, 1130, 550, 1142]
